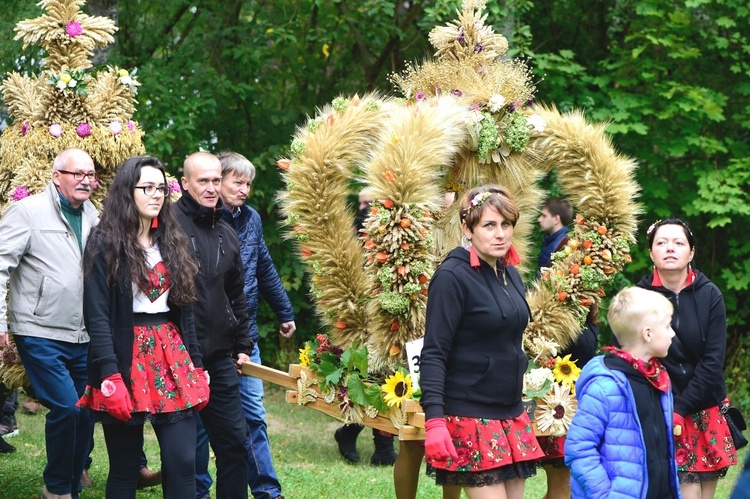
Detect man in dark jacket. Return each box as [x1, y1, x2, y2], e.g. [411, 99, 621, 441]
[196, 150, 293, 499]
[174, 151, 252, 499]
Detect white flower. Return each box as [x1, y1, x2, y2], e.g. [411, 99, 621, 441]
[68, 79, 77, 88]
[524, 367, 554, 393]
[120, 75, 133, 86]
[56, 81, 67, 90]
[487, 94, 506, 113]
[535, 383, 577, 436]
[528, 114, 547, 133]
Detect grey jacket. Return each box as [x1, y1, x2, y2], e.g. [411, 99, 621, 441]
[0, 181, 98, 342]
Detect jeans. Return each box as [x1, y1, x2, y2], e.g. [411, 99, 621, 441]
[196, 356, 249, 499]
[196, 345, 280, 498]
[241, 343, 282, 499]
[15, 335, 92, 498]
[732, 454, 750, 498]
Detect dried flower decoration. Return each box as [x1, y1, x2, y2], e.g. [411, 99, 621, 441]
[65, 20, 83, 37]
[109, 121, 122, 135]
[21, 122, 31, 136]
[49, 124, 63, 137]
[76, 123, 91, 138]
[11, 186, 30, 201]
[167, 179, 181, 195]
[646, 220, 662, 238]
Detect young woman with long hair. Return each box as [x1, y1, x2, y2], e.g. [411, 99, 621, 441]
[77, 156, 209, 498]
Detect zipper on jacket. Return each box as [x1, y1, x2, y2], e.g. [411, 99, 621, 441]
[191, 236, 202, 269]
[32, 278, 47, 316]
[216, 235, 224, 269]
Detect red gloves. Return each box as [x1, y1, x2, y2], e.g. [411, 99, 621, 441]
[673, 412, 685, 437]
[101, 373, 133, 422]
[194, 368, 210, 412]
[424, 418, 458, 463]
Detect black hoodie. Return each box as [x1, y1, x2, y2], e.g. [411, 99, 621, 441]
[637, 269, 727, 416]
[173, 190, 252, 362]
[420, 247, 531, 421]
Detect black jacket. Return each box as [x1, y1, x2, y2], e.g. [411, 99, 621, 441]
[83, 234, 203, 387]
[420, 247, 531, 421]
[637, 269, 728, 416]
[173, 191, 252, 362]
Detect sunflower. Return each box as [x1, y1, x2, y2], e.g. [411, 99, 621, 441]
[535, 383, 577, 436]
[553, 354, 581, 387]
[381, 370, 414, 408]
[298, 344, 311, 367]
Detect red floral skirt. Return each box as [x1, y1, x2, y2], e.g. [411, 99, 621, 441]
[427, 413, 544, 473]
[538, 435, 566, 461]
[675, 399, 738, 480]
[78, 320, 207, 417]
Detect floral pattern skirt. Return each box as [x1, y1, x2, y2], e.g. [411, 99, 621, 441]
[426, 413, 544, 487]
[537, 435, 566, 468]
[78, 320, 208, 425]
[675, 398, 738, 482]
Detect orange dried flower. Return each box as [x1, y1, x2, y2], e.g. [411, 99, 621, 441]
[597, 226, 608, 235]
[558, 291, 569, 301]
[276, 158, 291, 170]
[382, 199, 394, 209]
[400, 218, 411, 228]
[335, 321, 347, 330]
[384, 170, 396, 182]
[375, 252, 388, 263]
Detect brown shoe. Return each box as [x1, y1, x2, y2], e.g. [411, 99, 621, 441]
[40, 485, 72, 499]
[80, 469, 92, 488]
[137, 467, 162, 489]
[23, 397, 40, 415]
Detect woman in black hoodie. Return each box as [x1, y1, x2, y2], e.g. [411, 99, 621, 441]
[638, 218, 737, 499]
[420, 185, 543, 499]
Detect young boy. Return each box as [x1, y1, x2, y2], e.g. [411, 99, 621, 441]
[564, 287, 681, 499]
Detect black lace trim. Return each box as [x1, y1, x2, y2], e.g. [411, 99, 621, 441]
[427, 460, 537, 487]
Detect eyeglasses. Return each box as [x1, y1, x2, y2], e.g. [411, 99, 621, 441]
[56, 170, 98, 181]
[134, 185, 170, 197]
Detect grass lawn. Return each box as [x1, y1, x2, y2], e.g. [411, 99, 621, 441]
[1, 383, 746, 498]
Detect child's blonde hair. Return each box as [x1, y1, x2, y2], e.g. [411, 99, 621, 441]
[607, 287, 673, 346]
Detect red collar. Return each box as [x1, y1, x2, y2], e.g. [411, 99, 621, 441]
[652, 268, 695, 289]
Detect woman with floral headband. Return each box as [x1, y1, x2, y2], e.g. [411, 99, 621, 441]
[638, 217, 737, 499]
[78, 156, 210, 498]
[420, 184, 543, 499]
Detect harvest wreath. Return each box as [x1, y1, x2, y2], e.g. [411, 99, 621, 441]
[270, 0, 639, 436]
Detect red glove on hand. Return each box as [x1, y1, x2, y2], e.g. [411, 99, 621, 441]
[424, 418, 458, 463]
[673, 412, 685, 437]
[194, 368, 210, 412]
[101, 373, 132, 422]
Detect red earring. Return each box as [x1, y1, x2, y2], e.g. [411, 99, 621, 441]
[502, 244, 521, 266]
[151, 217, 159, 229]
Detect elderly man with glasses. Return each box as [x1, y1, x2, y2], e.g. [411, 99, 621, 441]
[0, 148, 98, 499]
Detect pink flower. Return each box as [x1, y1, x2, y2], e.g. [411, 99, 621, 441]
[126, 120, 136, 131]
[65, 21, 83, 37]
[21, 121, 30, 136]
[415, 91, 426, 101]
[675, 447, 689, 466]
[11, 186, 30, 201]
[91, 179, 100, 190]
[168, 179, 181, 194]
[109, 121, 122, 135]
[76, 123, 91, 138]
[49, 124, 63, 137]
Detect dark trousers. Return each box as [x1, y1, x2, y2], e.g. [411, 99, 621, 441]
[102, 415, 196, 499]
[200, 356, 249, 499]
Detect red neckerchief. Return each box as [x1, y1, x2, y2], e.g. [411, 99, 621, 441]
[652, 268, 696, 289]
[601, 346, 670, 393]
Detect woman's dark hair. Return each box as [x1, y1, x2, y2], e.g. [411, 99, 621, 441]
[459, 184, 519, 232]
[85, 156, 198, 305]
[646, 217, 695, 250]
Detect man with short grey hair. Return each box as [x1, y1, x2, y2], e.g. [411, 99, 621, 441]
[0, 148, 98, 499]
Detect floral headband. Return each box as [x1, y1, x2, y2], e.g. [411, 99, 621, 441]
[646, 219, 662, 238]
[646, 218, 694, 239]
[470, 191, 493, 208]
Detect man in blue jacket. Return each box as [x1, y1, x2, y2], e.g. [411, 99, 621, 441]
[199, 151, 294, 499]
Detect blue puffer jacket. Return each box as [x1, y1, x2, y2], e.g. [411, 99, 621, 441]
[564, 356, 681, 499]
[221, 205, 294, 341]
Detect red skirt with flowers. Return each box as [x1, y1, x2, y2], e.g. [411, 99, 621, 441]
[78, 320, 207, 422]
[538, 435, 566, 462]
[427, 413, 544, 478]
[675, 399, 738, 481]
